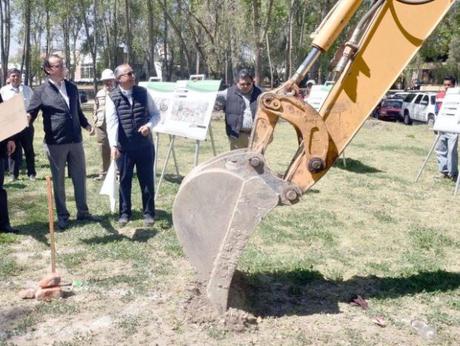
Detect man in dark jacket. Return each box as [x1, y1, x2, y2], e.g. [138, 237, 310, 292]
[27, 54, 96, 230]
[106, 64, 160, 227]
[0, 94, 18, 233]
[216, 69, 262, 149]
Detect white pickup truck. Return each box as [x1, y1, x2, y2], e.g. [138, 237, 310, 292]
[401, 92, 437, 126]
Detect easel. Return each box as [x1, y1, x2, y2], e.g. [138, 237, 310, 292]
[415, 133, 460, 196]
[154, 124, 217, 200]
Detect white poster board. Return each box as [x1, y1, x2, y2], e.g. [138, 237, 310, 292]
[433, 87, 460, 133]
[139, 80, 221, 141]
[0, 94, 28, 141]
[306, 84, 333, 111]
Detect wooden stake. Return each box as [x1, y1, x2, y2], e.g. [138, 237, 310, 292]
[46, 176, 57, 273]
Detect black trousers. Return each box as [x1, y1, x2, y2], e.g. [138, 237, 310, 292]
[9, 126, 36, 178]
[0, 158, 11, 228]
[116, 144, 155, 218]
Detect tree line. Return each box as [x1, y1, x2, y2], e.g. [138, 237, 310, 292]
[0, 0, 459, 92]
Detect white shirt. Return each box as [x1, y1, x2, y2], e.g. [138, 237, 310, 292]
[106, 86, 160, 148]
[48, 79, 70, 108]
[0, 83, 34, 108]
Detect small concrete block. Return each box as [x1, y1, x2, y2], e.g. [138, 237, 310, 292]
[38, 272, 61, 288]
[18, 288, 36, 299]
[35, 287, 63, 301]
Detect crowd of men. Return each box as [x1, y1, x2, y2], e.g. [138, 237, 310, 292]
[0, 52, 264, 234]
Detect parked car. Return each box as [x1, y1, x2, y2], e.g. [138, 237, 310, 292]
[388, 91, 410, 100]
[378, 98, 403, 121]
[78, 90, 88, 104]
[401, 92, 436, 125]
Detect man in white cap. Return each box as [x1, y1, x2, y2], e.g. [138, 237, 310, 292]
[93, 69, 116, 180]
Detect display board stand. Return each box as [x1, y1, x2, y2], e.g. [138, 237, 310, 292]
[154, 124, 217, 200]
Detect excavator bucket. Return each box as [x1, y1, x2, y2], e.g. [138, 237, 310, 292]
[173, 149, 297, 312]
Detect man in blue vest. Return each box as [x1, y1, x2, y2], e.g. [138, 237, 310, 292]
[106, 64, 160, 227]
[216, 69, 262, 149]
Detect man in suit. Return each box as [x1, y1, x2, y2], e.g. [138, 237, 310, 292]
[0, 93, 18, 233]
[28, 54, 96, 230]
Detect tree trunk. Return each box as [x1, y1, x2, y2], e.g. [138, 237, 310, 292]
[0, 0, 11, 85]
[124, 0, 131, 63]
[147, 0, 156, 77]
[24, 0, 31, 85]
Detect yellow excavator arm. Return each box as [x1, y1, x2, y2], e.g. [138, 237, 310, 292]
[173, 0, 455, 313]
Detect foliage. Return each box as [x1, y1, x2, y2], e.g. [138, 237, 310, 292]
[2, 0, 459, 86]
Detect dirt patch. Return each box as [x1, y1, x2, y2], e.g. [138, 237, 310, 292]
[181, 281, 259, 333]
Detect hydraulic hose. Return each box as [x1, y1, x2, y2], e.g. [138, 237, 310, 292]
[396, 0, 434, 4]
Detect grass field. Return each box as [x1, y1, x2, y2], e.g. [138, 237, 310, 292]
[0, 116, 459, 345]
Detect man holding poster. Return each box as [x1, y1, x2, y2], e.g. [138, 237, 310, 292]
[0, 94, 18, 233]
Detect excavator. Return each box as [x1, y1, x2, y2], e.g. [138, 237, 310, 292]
[172, 0, 455, 313]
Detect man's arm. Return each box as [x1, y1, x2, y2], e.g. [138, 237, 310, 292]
[214, 89, 227, 111]
[26, 87, 42, 122]
[105, 95, 120, 159]
[144, 92, 161, 130]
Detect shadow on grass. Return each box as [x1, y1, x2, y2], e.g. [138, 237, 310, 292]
[334, 158, 382, 174]
[229, 269, 460, 317]
[163, 174, 184, 185]
[16, 221, 50, 245]
[4, 182, 27, 189]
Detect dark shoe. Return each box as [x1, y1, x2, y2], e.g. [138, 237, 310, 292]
[57, 219, 68, 230]
[76, 213, 101, 222]
[143, 215, 155, 227]
[1, 224, 19, 233]
[434, 172, 449, 181]
[94, 174, 105, 181]
[118, 215, 129, 227]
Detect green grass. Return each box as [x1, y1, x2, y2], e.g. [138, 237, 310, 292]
[0, 117, 459, 345]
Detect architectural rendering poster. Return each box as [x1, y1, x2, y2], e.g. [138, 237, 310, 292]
[433, 87, 460, 134]
[306, 84, 333, 111]
[139, 80, 221, 141]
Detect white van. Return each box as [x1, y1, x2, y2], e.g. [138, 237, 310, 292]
[401, 92, 436, 125]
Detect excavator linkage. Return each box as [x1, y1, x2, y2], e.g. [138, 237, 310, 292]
[173, 0, 455, 312]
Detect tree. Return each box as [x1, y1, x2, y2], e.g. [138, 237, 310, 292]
[0, 0, 11, 84]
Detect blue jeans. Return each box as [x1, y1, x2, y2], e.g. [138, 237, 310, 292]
[436, 132, 459, 178]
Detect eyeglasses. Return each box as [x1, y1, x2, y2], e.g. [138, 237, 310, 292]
[443, 83, 453, 87]
[50, 63, 64, 69]
[121, 71, 135, 77]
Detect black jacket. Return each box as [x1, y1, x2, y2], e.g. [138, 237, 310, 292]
[27, 79, 89, 145]
[224, 85, 262, 138]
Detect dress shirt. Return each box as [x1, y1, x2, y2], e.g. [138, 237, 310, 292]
[0, 83, 34, 108]
[106, 86, 160, 148]
[48, 79, 70, 108]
